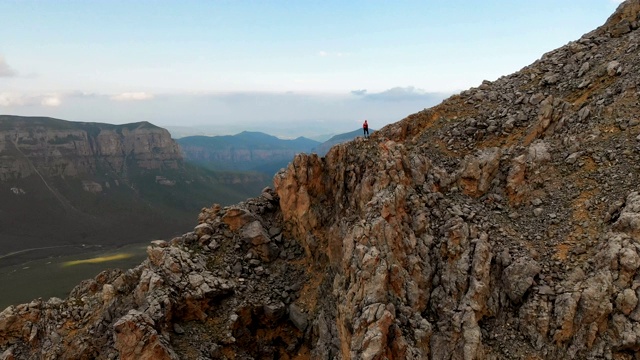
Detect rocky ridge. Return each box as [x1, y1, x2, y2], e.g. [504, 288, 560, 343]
[4, 1, 640, 359]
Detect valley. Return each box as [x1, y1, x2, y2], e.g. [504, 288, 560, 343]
[0, 117, 342, 309]
[0, 242, 149, 310]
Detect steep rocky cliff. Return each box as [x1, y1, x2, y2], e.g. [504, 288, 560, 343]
[4, 1, 640, 359]
[0, 116, 180, 181]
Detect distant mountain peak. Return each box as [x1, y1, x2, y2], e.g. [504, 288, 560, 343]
[177, 131, 320, 175]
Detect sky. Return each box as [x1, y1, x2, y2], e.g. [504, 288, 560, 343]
[0, 0, 625, 138]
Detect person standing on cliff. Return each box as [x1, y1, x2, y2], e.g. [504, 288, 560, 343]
[363, 120, 369, 139]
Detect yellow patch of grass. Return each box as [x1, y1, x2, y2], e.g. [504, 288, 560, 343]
[62, 253, 132, 267]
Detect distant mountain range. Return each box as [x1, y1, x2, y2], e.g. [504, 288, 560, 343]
[166, 126, 342, 143]
[177, 129, 370, 175]
[177, 131, 321, 176]
[0, 115, 268, 266]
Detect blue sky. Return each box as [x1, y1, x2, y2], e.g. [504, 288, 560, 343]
[0, 0, 624, 138]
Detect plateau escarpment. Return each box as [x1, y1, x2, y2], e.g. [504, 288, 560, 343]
[4, 1, 640, 359]
[0, 117, 180, 181]
[0, 116, 266, 265]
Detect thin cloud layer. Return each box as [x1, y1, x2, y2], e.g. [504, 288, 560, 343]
[0, 56, 16, 77]
[0, 92, 63, 107]
[111, 92, 154, 101]
[318, 50, 345, 57]
[0, 92, 24, 107]
[1, 88, 450, 138]
[352, 86, 448, 102]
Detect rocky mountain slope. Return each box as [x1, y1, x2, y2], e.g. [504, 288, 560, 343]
[4, 1, 640, 359]
[0, 116, 267, 266]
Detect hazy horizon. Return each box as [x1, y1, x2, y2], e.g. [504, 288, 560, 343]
[0, 1, 624, 137]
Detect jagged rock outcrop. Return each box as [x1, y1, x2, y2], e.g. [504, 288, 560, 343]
[0, 189, 309, 359]
[4, 1, 640, 359]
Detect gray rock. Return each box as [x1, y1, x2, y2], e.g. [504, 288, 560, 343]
[173, 323, 185, 334]
[263, 301, 286, 322]
[578, 106, 591, 122]
[578, 62, 590, 77]
[529, 93, 545, 105]
[288, 304, 308, 331]
[566, 152, 581, 164]
[503, 258, 541, 303]
[615, 289, 638, 315]
[1, 349, 15, 360]
[610, 19, 632, 37]
[194, 223, 213, 237]
[241, 221, 270, 246]
[150, 240, 169, 248]
[528, 141, 551, 164]
[607, 61, 621, 76]
[268, 227, 282, 237]
[538, 285, 555, 295]
[188, 274, 205, 288]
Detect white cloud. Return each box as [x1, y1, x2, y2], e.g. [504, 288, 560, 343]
[0, 56, 17, 77]
[110, 92, 155, 101]
[318, 51, 347, 58]
[41, 95, 62, 107]
[0, 92, 26, 107]
[351, 86, 449, 102]
[0, 92, 63, 107]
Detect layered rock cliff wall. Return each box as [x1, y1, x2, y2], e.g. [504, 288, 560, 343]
[0, 117, 180, 181]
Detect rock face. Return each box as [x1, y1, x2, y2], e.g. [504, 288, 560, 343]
[0, 116, 180, 181]
[5, 1, 640, 359]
